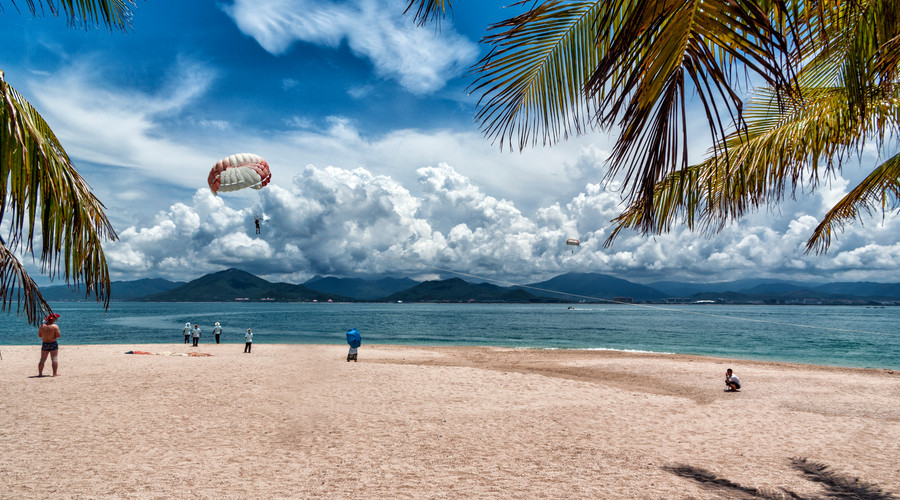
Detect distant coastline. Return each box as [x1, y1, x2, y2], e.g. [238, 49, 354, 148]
[38, 269, 900, 306]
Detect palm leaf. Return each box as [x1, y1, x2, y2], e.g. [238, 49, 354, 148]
[0, 72, 117, 323]
[404, 0, 452, 27]
[0, 241, 50, 325]
[806, 152, 900, 253]
[8, 0, 135, 30]
[469, 1, 605, 151]
[588, 0, 800, 216]
[606, 81, 900, 247]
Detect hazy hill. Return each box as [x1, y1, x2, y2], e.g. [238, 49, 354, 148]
[811, 282, 900, 298]
[138, 268, 351, 302]
[647, 278, 805, 296]
[382, 278, 540, 303]
[304, 276, 419, 300]
[522, 272, 667, 301]
[40, 278, 183, 301]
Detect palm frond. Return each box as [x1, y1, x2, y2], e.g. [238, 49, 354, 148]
[469, 0, 605, 151]
[606, 81, 900, 248]
[8, 0, 136, 31]
[806, 152, 900, 253]
[404, 0, 452, 27]
[0, 72, 117, 322]
[0, 241, 51, 325]
[589, 0, 799, 217]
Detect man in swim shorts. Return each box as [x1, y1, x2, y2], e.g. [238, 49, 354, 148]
[38, 313, 62, 377]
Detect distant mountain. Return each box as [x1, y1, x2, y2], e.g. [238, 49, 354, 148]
[522, 272, 667, 301]
[137, 268, 351, 302]
[648, 278, 806, 296]
[811, 282, 900, 298]
[304, 276, 419, 300]
[39, 278, 183, 302]
[652, 279, 900, 302]
[382, 278, 541, 303]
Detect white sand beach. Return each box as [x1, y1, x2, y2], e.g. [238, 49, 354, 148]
[1, 343, 898, 499]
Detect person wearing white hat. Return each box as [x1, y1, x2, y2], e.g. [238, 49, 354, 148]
[212, 322, 223, 344]
[182, 322, 191, 344]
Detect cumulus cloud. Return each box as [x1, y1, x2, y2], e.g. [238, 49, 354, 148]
[222, 0, 478, 93]
[103, 162, 900, 285]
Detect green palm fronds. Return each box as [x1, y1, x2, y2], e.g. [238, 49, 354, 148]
[808, 153, 900, 253]
[6, 0, 134, 30]
[0, 239, 49, 325]
[470, 1, 604, 151]
[0, 0, 134, 325]
[404, 0, 451, 26]
[407, 0, 900, 253]
[1, 72, 117, 323]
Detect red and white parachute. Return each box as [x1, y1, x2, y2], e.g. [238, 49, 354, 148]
[208, 153, 271, 195]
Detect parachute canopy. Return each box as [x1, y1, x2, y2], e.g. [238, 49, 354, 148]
[346, 328, 362, 348]
[208, 153, 271, 195]
[566, 238, 580, 246]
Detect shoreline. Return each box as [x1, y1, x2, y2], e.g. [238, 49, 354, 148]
[2, 341, 898, 372]
[2, 343, 898, 498]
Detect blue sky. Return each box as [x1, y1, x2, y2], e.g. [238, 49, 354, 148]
[3, 0, 899, 286]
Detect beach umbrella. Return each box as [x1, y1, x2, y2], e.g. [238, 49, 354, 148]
[346, 328, 361, 348]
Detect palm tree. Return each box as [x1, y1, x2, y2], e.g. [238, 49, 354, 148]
[1, 0, 134, 324]
[404, 0, 900, 254]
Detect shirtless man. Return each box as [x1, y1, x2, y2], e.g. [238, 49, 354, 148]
[38, 313, 61, 377]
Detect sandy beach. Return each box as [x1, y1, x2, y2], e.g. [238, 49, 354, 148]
[1, 343, 898, 499]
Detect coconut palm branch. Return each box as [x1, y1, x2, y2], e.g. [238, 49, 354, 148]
[0, 72, 117, 324]
[468, 1, 606, 151]
[6, 0, 134, 30]
[0, 0, 133, 325]
[466, 0, 800, 210]
[606, 84, 900, 247]
[406, 1, 900, 252]
[807, 153, 900, 253]
[0, 241, 48, 326]
[606, 0, 900, 250]
[404, 0, 450, 26]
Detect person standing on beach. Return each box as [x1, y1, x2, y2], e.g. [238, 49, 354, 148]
[183, 322, 191, 343]
[38, 313, 61, 377]
[191, 324, 202, 347]
[213, 322, 222, 344]
[725, 368, 741, 392]
[244, 328, 253, 353]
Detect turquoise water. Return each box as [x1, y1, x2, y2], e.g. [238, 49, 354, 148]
[1, 302, 897, 369]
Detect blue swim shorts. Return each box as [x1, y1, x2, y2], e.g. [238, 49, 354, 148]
[41, 341, 58, 351]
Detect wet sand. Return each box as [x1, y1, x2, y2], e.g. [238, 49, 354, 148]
[1, 343, 898, 498]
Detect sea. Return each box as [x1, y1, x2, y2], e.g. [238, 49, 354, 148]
[1, 302, 897, 370]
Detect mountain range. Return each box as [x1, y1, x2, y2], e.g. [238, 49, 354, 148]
[35, 269, 900, 304]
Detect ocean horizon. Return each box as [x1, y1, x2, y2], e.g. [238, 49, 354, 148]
[2, 302, 897, 370]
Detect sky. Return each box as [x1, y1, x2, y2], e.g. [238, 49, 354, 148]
[2, 0, 899, 287]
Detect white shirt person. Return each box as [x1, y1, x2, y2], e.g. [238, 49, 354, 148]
[244, 329, 253, 353]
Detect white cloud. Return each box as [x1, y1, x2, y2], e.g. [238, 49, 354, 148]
[222, 0, 478, 93]
[19, 57, 900, 287]
[102, 161, 900, 285]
